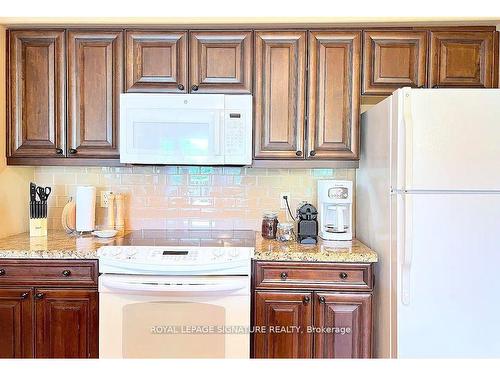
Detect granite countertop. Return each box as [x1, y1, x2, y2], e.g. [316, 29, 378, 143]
[0, 230, 377, 263]
[254, 235, 378, 263]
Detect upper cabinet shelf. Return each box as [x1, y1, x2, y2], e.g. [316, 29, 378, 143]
[362, 28, 498, 95]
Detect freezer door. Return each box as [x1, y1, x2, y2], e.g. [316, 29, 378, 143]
[396, 192, 500, 358]
[394, 88, 500, 191]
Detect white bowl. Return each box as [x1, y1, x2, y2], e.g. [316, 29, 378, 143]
[92, 229, 118, 238]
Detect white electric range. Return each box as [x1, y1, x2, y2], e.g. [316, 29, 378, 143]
[97, 230, 254, 359]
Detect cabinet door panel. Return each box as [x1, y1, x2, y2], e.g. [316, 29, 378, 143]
[253, 291, 313, 358]
[125, 31, 187, 92]
[363, 30, 428, 95]
[314, 292, 372, 358]
[429, 31, 495, 88]
[254, 31, 306, 159]
[67, 30, 122, 158]
[190, 31, 252, 93]
[0, 288, 33, 358]
[8, 30, 65, 158]
[35, 288, 98, 358]
[307, 31, 361, 160]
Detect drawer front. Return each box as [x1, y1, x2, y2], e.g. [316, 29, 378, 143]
[254, 261, 373, 291]
[0, 260, 98, 287]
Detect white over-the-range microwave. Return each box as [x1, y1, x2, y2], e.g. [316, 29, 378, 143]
[120, 94, 252, 165]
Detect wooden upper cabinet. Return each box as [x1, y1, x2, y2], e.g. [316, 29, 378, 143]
[8, 30, 65, 158]
[0, 288, 33, 358]
[189, 31, 252, 93]
[307, 31, 361, 160]
[429, 31, 495, 88]
[362, 30, 428, 95]
[254, 291, 313, 358]
[254, 31, 306, 159]
[314, 292, 372, 358]
[35, 289, 98, 358]
[125, 31, 187, 92]
[67, 30, 123, 158]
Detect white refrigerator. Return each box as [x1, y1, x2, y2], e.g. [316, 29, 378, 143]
[357, 88, 500, 358]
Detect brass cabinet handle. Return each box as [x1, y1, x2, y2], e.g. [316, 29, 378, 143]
[280, 272, 288, 280]
[295, 150, 303, 157]
[55, 148, 63, 154]
[319, 296, 326, 304]
[21, 292, 29, 299]
[339, 272, 348, 280]
[303, 295, 310, 304]
[0, 269, 5, 276]
[62, 270, 71, 277]
[177, 84, 184, 91]
[68, 148, 77, 154]
[191, 85, 199, 91]
[35, 292, 44, 300]
[309, 150, 316, 157]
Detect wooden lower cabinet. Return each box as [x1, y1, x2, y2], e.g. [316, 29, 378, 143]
[35, 289, 98, 358]
[0, 288, 33, 358]
[0, 260, 98, 358]
[252, 261, 374, 359]
[254, 291, 313, 358]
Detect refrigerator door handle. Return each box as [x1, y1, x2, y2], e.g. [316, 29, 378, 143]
[397, 88, 414, 191]
[400, 193, 413, 306]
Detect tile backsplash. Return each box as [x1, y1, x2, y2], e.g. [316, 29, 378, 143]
[34, 166, 355, 231]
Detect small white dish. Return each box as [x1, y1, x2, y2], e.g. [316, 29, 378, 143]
[92, 229, 118, 238]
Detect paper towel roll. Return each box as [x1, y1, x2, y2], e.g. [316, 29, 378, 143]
[75, 186, 96, 232]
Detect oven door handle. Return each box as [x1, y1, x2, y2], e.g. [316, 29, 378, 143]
[100, 278, 248, 294]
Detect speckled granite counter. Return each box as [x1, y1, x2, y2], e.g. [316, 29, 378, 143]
[254, 235, 377, 263]
[0, 230, 377, 263]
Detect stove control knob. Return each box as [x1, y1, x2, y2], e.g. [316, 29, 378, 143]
[212, 248, 224, 257]
[110, 247, 122, 256]
[229, 248, 240, 258]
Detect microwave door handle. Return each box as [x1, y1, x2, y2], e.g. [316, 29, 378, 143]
[101, 278, 247, 294]
[213, 112, 223, 156]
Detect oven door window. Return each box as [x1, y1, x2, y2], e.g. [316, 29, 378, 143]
[122, 301, 226, 358]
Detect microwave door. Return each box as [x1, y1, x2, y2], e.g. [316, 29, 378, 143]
[122, 108, 224, 165]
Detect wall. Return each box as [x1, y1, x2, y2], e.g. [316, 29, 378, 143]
[33, 166, 355, 231]
[0, 26, 34, 238]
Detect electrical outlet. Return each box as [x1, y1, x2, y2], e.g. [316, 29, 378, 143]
[100, 191, 112, 208]
[280, 192, 291, 209]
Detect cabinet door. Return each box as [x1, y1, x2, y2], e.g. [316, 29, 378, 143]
[35, 288, 98, 358]
[254, 31, 306, 159]
[189, 31, 252, 93]
[253, 291, 313, 358]
[8, 30, 65, 158]
[429, 31, 495, 88]
[0, 288, 33, 358]
[314, 292, 372, 358]
[307, 31, 361, 160]
[67, 30, 122, 158]
[125, 30, 187, 92]
[363, 30, 428, 95]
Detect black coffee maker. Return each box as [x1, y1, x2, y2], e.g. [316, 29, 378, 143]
[296, 203, 318, 244]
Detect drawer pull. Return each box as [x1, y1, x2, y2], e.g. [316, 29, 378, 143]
[0, 269, 5, 276]
[319, 296, 326, 304]
[339, 272, 348, 280]
[303, 296, 310, 304]
[35, 292, 44, 300]
[280, 272, 288, 280]
[62, 270, 71, 277]
[21, 292, 29, 299]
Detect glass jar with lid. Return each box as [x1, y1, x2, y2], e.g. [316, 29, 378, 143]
[277, 222, 294, 242]
[261, 211, 279, 239]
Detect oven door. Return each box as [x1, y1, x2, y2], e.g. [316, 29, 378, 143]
[99, 274, 250, 358]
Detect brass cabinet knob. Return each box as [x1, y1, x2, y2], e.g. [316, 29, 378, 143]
[177, 84, 185, 91]
[319, 296, 326, 304]
[0, 269, 5, 276]
[21, 292, 29, 299]
[309, 150, 316, 157]
[280, 272, 288, 280]
[191, 85, 199, 91]
[68, 148, 77, 154]
[303, 296, 310, 304]
[339, 272, 348, 280]
[35, 292, 44, 300]
[295, 150, 303, 157]
[55, 148, 63, 154]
